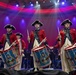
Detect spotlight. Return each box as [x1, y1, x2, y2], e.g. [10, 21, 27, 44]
[16, 4, 19, 7]
[62, 2, 65, 5]
[35, 4, 40, 9]
[72, 3, 74, 5]
[36, 1, 38, 4]
[55, 2, 59, 6]
[31, 4, 34, 6]
[5, 16, 10, 24]
[57, 0, 60, 3]
[6, 16, 9, 20]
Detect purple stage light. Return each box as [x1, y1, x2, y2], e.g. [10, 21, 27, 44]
[16, 4, 19, 7]
[6, 16, 9, 20]
[4, 16, 10, 24]
[31, 4, 33, 7]
[20, 19, 26, 29]
[56, 20, 61, 27]
[72, 17, 76, 22]
[62, 2, 65, 5]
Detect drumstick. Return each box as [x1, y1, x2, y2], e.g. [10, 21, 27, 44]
[27, 29, 30, 38]
[58, 27, 60, 35]
[27, 29, 30, 43]
[39, 37, 46, 46]
[57, 27, 61, 41]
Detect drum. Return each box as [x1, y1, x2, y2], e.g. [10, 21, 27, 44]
[0, 47, 18, 68]
[32, 46, 51, 68]
[65, 45, 76, 67]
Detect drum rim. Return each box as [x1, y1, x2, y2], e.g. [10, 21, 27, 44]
[32, 46, 46, 52]
[65, 46, 76, 51]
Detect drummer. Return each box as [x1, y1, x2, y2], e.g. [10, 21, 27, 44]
[0, 24, 17, 68]
[28, 20, 51, 71]
[51, 19, 76, 73]
[14, 32, 26, 70]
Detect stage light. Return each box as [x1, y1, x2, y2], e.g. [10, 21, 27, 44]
[72, 17, 76, 21]
[55, 2, 59, 6]
[72, 3, 74, 5]
[6, 16, 9, 20]
[57, 20, 61, 27]
[55, 3, 58, 6]
[31, 4, 34, 7]
[57, 0, 60, 3]
[36, 1, 38, 4]
[35, 4, 40, 9]
[20, 19, 26, 29]
[5, 16, 10, 24]
[16, 4, 19, 7]
[62, 2, 65, 5]
[35, 1, 40, 9]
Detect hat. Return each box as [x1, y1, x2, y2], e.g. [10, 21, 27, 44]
[32, 20, 43, 26]
[16, 32, 23, 38]
[61, 19, 72, 26]
[4, 24, 16, 30]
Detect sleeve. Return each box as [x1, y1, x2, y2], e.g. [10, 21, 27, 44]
[30, 31, 34, 42]
[54, 41, 61, 49]
[22, 40, 26, 50]
[42, 30, 46, 39]
[73, 29, 76, 43]
[54, 31, 62, 49]
[13, 34, 17, 42]
[0, 34, 6, 45]
[42, 30, 48, 45]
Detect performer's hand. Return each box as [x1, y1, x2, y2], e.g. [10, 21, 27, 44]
[58, 34, 61, 41]
[12, 42, 16, 46]
[0, 48, 3, 52]
[49, 46, 54, 49]
[42, 37, 47, 43]
[73, 43, 76, 47]
[21, 49, 24, 53]
[46, 44, 54, 49]
[22, 54, 25, 57]
[27, 36, 30, 43]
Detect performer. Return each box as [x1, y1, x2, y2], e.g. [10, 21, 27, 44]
[14, 32, 26, 70]
[0, 24, 17, 68]
[51, 19, 76, 73]
[28, 20, 51, 71]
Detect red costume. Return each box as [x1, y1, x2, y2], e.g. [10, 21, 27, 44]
[15, 39, 26, 55]
[0, 33, 17, 47]
[16, 39, 26, 50]
[55, 29, 76, 48]
[30, 29, 46, 44]
[54, 19, 76, 73]
[29, 20, 51, 70]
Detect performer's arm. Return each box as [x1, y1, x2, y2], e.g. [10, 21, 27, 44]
[11, 34, 17, 46]
[54, 33, 62, 48]
[22, 40, 26, 50]
[28, 31, 34, 43]
[74, 29, 76, 43]
[0, 34, 5, 45]
[42, 30, 47, 44]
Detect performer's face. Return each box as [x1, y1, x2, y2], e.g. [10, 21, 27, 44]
[16, 35, 21, 39]
[64, 23, 70, 28]
[6, 28, 12, 32]
[34, 24, 40, 29]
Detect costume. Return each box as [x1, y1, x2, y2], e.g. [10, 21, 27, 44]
[55, 19, 76, 73]
[0, 24, 17, 69]
[14, 38, 26, 70]
[29, 20, 51, 70]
